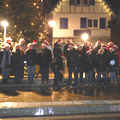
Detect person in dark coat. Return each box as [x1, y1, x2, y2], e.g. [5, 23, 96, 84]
[53, 39, 62, 58]
[76, 45, 84, 82]
[83, 48, 94, 86]
[95, 49, 107, 87]
[12, 44, 24, 84]
[0, 44, 11, 84]
[94, 40, 101, 53]
[67, 43, 78, 88]
[82, 41, 89, 54]
[37, 42, 52, 83]
[63, 38, 71, 58]
[107, 47, 118, 86]
[24, 43, 37, 83]
[50, 52, 64, 91]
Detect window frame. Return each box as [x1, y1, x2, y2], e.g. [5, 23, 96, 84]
[83, 0, 89, 5]
[60, 18, 68, 29]
[75, 0, 89, 5]
[75, 0, 81, 5]
[88, 18, 99, 29]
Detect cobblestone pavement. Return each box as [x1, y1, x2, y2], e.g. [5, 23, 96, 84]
[1, 113, 120, 120]
[0, 83, 120, 103]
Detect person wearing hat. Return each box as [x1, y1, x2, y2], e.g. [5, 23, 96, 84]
[107, 47, 118, 86]
[94, 40, 101, 53]
[12, 44, 24, 84]
[0, 44, 11, 84]
[107, 40, 114, 52]
[19, 38, 27, 78]
[95, 48, 107, 87]
[33, 40, 39, 78]
[83, 48, 94, 86]
[44, 40, 53, 56]
[67, 43, 78, 88]
[19, 38, 27, 53]
[82, 41, 89, 54]
[63, 38, 72, 58]
[37, 42, 52, 83]
[4, 37, 13, 52]
[76, 45, 84, 82]
[24, 43, 37, 83]
[53, 39, 62, 58]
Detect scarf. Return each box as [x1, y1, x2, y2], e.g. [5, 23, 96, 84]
[1, 49, 11, 68]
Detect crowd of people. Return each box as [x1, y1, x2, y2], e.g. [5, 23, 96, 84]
[0, 37, 120, 91]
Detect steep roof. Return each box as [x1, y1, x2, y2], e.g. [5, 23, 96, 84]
[44, 0, 119, 16]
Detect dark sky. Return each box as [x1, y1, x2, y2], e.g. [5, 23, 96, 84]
[51, 0, 120, 15]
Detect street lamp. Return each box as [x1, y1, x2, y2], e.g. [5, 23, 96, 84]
[1, 21, 8, 39]
[81, 33, 89, 41]
[48, 21, 56, 44]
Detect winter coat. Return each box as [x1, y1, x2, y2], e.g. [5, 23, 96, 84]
[63, 44, 69, 57]
[107, 52, 118, 72]
[50, 56, 63, 71]
[12, 49, 24, 70]
[76, 50, 84, 67]
[83, 54, 94, 72]
[67, 48, 78, 68]
[82, 46, 89, 54]
[37, 48, 52, 68]
[24, 49, 37, 66]
[115, 50, 120, 65]
[95, 54, 107, 71]
[53, 42, 62, 58]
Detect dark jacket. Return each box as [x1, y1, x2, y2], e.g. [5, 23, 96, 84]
[76, 50, 84, 67]
[67, 48, 78, 67]
[50, 56, 63, 71]
[94, 45, 101, 53]
[95, 54, 107, 71]
[63, 44, 69, 57]
[12, 49, 24, 70]
[24, 49, 37, 66]
[53, 42, 62, 58]
[82, 46, 89, 54]
[107, 52, 118, 72]
[83, 54, 94, 72]
[37, 48, 52, 68]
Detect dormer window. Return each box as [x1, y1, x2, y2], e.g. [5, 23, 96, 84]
[76, 0, 89, 5]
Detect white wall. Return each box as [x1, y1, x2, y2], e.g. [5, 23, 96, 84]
[53, 0, 111, 39]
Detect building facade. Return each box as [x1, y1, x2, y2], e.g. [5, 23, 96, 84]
[49, 0, 117, 45]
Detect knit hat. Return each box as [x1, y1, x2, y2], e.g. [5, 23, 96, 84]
[109, 47, 115, 51]
[33, 40, 37, 44]
[98, 40, 101, 43]
[86, 48, 92, 53]
[4, 43, 10, 48]
[15, 44, 20, 48]
[68, 43, 74, 48]
[58, 39, 62, 44]
[113, 45, 118, 49]
[108, 40, 114, 45]
[44, 40, 49, 46]
[98, 48, 104, 53]
[77, 44, 83, 48]
[67, 38, 71, 41]
[101, 44, 107, 49]
[5, 37, 12, 42]
[42, 42, 48, 47]
[19, 38, 25, 44]
[27, 43, 33, 48]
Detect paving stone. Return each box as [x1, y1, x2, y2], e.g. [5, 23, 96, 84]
[102, 100, 114, 104]
[52, 101, 63, 105]
[41, 102, 52, 106]
[93, 100, 104, 104]
[83, 100, 94, 104]
[73, 101, 84, 105]
[63, 101, 74, 105]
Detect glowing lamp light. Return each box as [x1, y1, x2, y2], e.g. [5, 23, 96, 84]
[48, 21, 56, 28]
[2, 21, 8, 27]
[82, 33, 89, 41]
